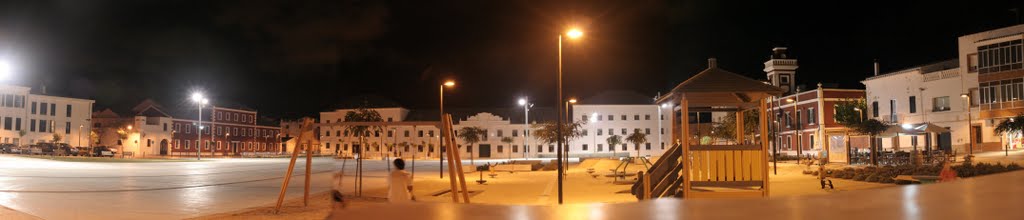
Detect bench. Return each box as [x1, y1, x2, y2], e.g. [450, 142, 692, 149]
[493, 164, 532, 173]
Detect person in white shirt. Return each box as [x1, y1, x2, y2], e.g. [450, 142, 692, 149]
[387, 158, 414, 203]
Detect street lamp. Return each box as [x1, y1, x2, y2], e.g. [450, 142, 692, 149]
[555, 27, 582, 204]
[786, 95, 802, 160]
[519, 98, 533, 159]
[191, 92, 208, 160]
[440, 80, 455, 179]
[0, 59, 13, 80]
[961, 93, 975, 156]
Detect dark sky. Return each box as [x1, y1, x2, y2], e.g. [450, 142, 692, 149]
[0, 0, 1022, 120]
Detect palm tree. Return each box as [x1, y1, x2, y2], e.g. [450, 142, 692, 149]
[500, 136, 514, 161]
[606, 135, 622, 157]
[532, 121, 585, 156]
[18, 130, 26, 146]
[52, 133, 63, 143]
[994, 115, 1024, 156]
[458, 126, 485, 165]
[343, 107, 383, 158]
[626, 131, 648, 158]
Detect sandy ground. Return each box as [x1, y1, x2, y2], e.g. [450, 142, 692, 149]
[0, 205, 41, 220]
[192, 158, 898, 220]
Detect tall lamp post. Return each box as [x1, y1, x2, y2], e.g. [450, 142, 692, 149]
[191, 92, 208, 160]
[440, 80, 455, 179]
[563, 98, 577, 179]
[519, 98, 533, 159]
[555, 28, 582, 204]
[78, 125, 83, 148]
[961, 93, 975, 156]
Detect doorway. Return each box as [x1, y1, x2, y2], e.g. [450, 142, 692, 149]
[159, 140, 169, 155]
[479, 144, 491, 158]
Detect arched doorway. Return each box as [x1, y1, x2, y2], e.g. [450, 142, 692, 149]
[159, 139, 169, 155]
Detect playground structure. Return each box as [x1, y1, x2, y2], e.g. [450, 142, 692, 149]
[633, 58, 783, 199]
[273, 115, 470, 213]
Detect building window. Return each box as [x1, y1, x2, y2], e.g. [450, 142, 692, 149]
[597, 144, 603, 152]
[40, 102, 47, 115]
[582, 129, 588, 136]
[645, 143, 651, 150]
[65, 122, 71, 134]
[622, 144, 627, 151]
[418, 130, 423, 137]
[428, 130, 434, 137]
[909, 96, 917, 113]
[597, 129, 603, 136]
[889, 99, 897, 122]
[645, 115, 651, 120]
[977, 39, 1023, 74]
[608, 115, 613, 121]
[548, 145, 554, 152]
[634, 115, 640, 120]
[933, 96, 951, 112]
[497, 130, 503, 137]
[582, 144, 588, 151]
[513, 145, 519, 153]
[404, 130, 410, 137]
[512, 130, 519, 137]
[621, 115, 627, 120]
[582, 115, 588, 121]
[66, 105, 72, 117]
[31, 102, 36, 114]
[497, 145, 504, 153]
[537, 145, 543, 153]
[387, 130, 393, 137]
[597, 114, 602, 121]
[621, 128, 627, 135]
[39, 120, 47, 133]
[2, 117, 9, 130]
[645, 128, 650, 134]
[807, 108, 816, 124]
[872, 101, 879, 117]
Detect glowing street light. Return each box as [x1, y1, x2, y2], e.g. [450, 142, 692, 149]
[191, 92, 209, 160]
[0, 59, 13, 80]
[518, 97, 533, 159]
[439, 80, 455, 179]
[555, 27, 584, 204]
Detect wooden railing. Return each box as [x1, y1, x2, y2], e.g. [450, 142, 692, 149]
[686, 144, 766, 198]
[631, 143, 682, 199]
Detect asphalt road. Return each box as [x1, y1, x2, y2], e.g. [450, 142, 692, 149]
[0, 155, 449, 220]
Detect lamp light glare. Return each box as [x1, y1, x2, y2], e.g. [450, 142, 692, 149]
[518, 98, 527, 106]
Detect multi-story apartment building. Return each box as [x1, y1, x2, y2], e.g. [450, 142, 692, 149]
[863, 60, 973, 154]
[318, 93, 675, 160]
[963, 24, 1024, 152]
[93, 99, 281, 156]
[571, 90, 672, 158]
[0, 84, 94, 147]
[763, 48, 865, 162]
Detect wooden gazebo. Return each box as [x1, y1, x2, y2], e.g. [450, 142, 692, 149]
[640, 58, 783, 199]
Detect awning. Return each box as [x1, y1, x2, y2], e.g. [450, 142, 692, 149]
[878, 123, 951, 138]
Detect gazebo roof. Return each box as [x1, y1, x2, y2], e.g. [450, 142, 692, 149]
[666, 58, 784, 109]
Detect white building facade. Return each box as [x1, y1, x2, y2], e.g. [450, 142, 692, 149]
[571, 104, 671, 158]
[862, 60, 975, 153]
[318, 92, 673, 160]
[0, 84, 94, 147]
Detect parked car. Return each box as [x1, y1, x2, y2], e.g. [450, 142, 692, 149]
[74, 147, 91, 156]
[0, 144, 16, 154]
[91, 146, 115, 157]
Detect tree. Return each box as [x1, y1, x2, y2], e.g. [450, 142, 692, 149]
[18, 130, 26, 146]
[834, 99, 868, 126]
[606, 135, 622, 156]
[116, 128, 129, 156]
[995, 115, 1024, 156]
[500, 136, 514, 160]
[532, 121, 585, 157]
[711, 110, 760, 144]
[626, 130, 648, 158]
[52, 133, 63, 143]
[343, 107, 383, 157]
[457, 126, 485, 165]
[853, 119, 889, 166]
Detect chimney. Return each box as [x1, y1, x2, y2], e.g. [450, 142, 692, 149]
[40, 84, 47, 95]
[873, 60, 880, 76]
[708, 58, 717, 68]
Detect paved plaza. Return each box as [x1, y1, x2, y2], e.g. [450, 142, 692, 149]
[0, 155, 439, 220]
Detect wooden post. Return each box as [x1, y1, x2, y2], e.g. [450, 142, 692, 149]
[640, 171, 650, 200]
[448, 115, 471, 203]
[304, 138, 313, 206]
[680, 97, 691, 198]
[274, 139, 303, 213]
[759, 98, 770, 197]
[736, 111, 744, 144]
[443, 117, 460, 203]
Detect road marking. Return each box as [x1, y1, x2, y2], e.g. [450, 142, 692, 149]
[536, 177, 556, 204]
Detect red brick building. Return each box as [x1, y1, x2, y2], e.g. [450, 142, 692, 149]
[170, 105, 282, 156]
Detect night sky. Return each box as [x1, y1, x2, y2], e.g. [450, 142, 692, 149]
[0, 0, 1022, 120]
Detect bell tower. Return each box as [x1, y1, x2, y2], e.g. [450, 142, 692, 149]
[763, 47, 798, 95]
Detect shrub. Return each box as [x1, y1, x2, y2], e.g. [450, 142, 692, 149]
[853, 173, 867, 181]
[880, 177, 895, 183]
[865, 174, 880, 183]
[811, 171, 819, 176]
[1008, 163, 1022, 171]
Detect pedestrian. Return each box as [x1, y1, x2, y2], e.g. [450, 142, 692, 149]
[388, 158, 415, 203]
